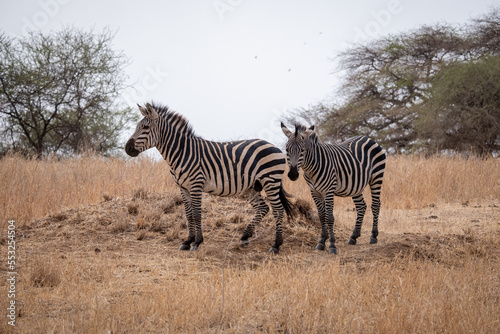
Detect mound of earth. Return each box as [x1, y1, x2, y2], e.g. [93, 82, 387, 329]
[19, 190, 499, 269]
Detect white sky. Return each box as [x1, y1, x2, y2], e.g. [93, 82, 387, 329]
[1, 0, 497, 151]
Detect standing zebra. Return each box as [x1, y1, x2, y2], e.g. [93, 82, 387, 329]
[281, 123, 386, 254]
[125, 103, 292, 253]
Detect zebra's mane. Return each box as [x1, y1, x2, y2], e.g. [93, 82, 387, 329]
[294, 124, 307, 136]
[150, 102, 197, 138]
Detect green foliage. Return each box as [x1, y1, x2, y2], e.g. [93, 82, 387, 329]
[416, 56, 500, 154]
[291, 8, 500, 155]
[0, 28, 135, 157]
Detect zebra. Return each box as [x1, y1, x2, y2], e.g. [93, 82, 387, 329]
[281, 122, 386, 254]
[125, 103, 293, 253]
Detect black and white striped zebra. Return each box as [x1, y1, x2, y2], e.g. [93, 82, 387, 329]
[125, 103, 292, 253]
[281, 123, 386, 254]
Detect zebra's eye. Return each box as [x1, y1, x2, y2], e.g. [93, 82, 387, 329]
[143, 125, 150, 130]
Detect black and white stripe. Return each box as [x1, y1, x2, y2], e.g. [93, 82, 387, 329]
[281, 123, 386, 254]
[125, 103, 292, 253]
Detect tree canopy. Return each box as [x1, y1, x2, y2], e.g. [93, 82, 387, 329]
[290, 8, 500, 155]
[416, 56, 500, 154]
[0, 28, 135, 157]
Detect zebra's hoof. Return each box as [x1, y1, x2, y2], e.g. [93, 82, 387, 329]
[369, 237, 378, 244]
[190, 245, 199, 252]
[328, 247, 337, 254]
[240, 240, 250, 247]
[348, 238, 357, 245]
[269, 247, 279, 254]
[315, 243, 325, 251]
[179, 244, 190, 251]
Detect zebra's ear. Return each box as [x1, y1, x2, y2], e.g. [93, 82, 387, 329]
[302, 126, 318, 143]
[144, 103, 159, 120]
[137, 104, 148, 117]
[281, 122, 292, 137]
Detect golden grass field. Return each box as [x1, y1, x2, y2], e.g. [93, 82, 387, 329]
[1, 154, 499, 333]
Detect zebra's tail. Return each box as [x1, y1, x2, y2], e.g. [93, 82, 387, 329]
[279, 184, 294, 220]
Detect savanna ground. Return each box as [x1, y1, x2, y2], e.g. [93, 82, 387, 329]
[0, 154, 499, 333]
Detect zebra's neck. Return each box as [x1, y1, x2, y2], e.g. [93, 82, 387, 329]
[156, 117, 197, 170]
[302, 142, 323, 176]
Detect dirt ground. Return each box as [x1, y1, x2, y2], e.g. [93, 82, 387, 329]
[1, 190, 497, 333]
[18, 191, 500, 269]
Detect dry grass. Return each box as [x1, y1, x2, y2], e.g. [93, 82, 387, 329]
[1, 154, 499, 225]
[29, 257, 62, 288]
[0, 153, 175, 226]
[285, 154, 500, 211]
[0, 154, 499, 333]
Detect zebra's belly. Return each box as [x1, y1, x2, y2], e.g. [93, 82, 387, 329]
[333, 180, 369, 197]
[202, 178, 247, 197]
[203, 178, 220, 194]
[310, 180, 368, 198]
[334, 188, 362, 197]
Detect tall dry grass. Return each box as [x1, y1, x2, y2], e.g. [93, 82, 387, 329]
[0, 154, 499, 333]
[0, 154, 175, 226]
[284, 154, 500, 210]
[1, 154, 499, 227]
[384, 155, 500, 208]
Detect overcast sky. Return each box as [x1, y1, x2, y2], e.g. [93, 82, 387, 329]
[1, 0, 497, 151]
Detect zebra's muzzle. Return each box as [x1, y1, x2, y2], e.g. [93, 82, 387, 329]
[288, 167, 299, 181]
[125, 139, 140, 157]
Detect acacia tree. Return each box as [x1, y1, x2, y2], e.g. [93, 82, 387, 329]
[415, 56, 500, 155]
[324, 23, 470, 152]
[290, 8, 500, 154]
[0, 28, 134, 157]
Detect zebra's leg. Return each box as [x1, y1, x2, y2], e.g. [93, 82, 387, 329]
[189, 186, 204, 251]
[240, 192, 269, 246]
[265, 184, 285, 254]
[348, 194, 367, 245]
[370, 196, 381, 244]
[311, 190, 327, 251]
[369, 164, 384, 244]
[179, 188, 195, 251]
[325, 192, 337, 254]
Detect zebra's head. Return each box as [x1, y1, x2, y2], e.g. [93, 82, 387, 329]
[125, 103, 159, 157]
[281, 122, 317, 181]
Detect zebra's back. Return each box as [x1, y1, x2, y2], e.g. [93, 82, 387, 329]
[313, 136, 386, 197]
[200, 139, 286, 196]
